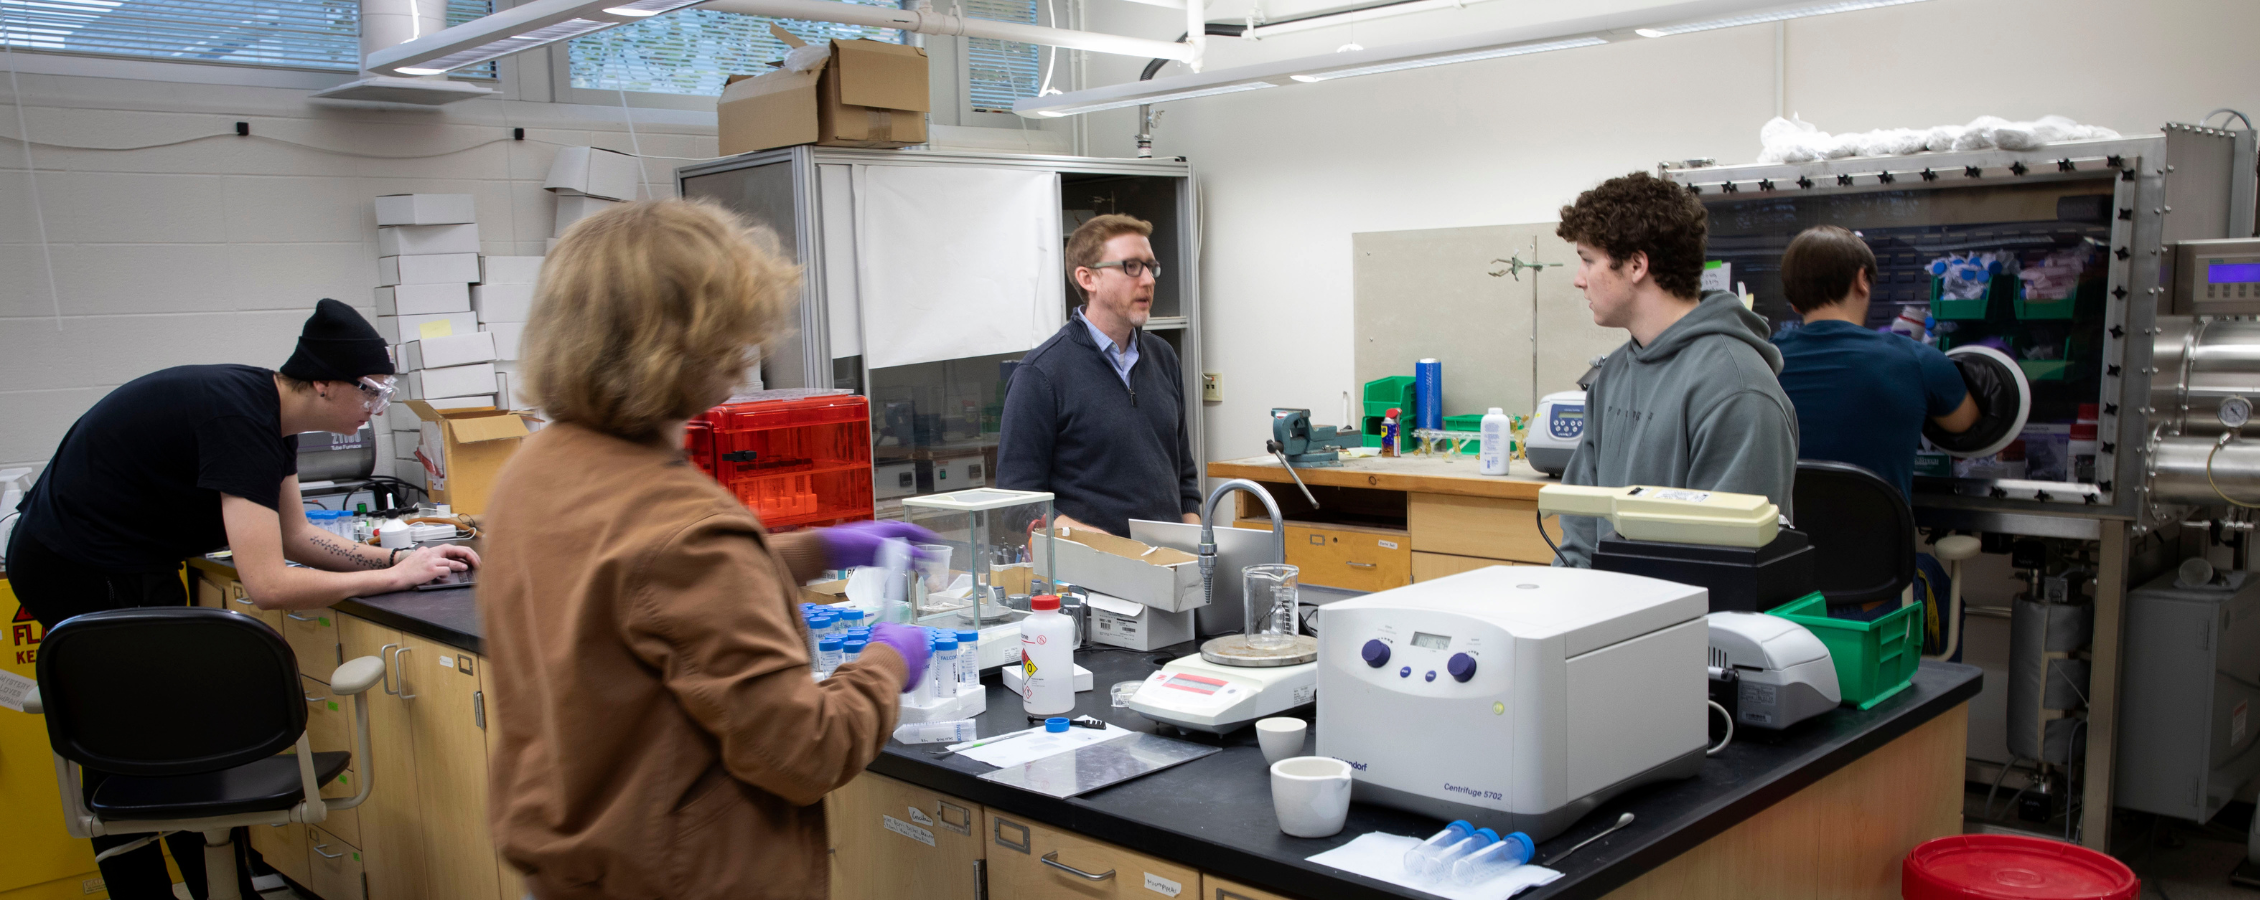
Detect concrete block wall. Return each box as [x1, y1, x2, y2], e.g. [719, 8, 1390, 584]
[0, 71, 718, 474]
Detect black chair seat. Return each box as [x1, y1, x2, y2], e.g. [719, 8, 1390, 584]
[89, 751, 350, 819]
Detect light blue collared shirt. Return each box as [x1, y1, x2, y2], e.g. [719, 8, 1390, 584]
[1081, 310, 1139, 387]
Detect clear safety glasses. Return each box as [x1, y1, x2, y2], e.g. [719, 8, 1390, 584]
[358, 375, 397, 416]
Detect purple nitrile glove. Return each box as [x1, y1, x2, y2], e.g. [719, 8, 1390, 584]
[866, 622, 931, 693]
[819, 520, 943, 570]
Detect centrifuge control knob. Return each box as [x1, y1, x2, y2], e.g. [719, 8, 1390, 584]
[1362, 639, 1390, 668]
[1448, 653, 1477, 683]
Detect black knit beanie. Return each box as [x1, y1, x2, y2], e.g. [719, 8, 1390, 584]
[280, 298, 394, 382]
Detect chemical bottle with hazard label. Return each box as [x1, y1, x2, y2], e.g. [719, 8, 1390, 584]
[1019, 594, 1074, 716]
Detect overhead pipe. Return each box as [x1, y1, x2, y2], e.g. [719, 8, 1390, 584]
[698, 0, 1198, 60]
[1240, 0, 1503, 40]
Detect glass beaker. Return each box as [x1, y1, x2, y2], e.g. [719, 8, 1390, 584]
[1243, 564, 1300, 650]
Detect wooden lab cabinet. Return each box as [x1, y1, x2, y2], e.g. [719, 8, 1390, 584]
[984, 811, 1201, 900]
[400, 632, 508, 900]
[284, 606, 345, 683]
[827, 773, 986, 900]
[1406, 492, 1557, 565]
[1202, 875, 1299, 900]
[339, 615, 429, 900]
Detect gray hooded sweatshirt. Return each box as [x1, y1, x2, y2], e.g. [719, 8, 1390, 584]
[1555, 290, 1799, 567]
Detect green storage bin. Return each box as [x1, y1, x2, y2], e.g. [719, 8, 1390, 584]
[1443, 413, 1484, 455]
[1363, 377, 1419, 447]
[1929, 274, 2015, 321]
[1765, 592, 1922, 710]
[2012, 281, 2076, 320]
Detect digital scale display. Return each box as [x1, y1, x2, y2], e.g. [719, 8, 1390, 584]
[1410, 632, 1452, 650]
[2210, 262, 2260, 284]
[1162, 673, 1226, 695]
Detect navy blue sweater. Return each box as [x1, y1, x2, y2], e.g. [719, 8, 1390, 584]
[996, 310, 1200, 536]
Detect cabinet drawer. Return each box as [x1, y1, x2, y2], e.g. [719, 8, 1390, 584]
[1412, 551, 1536, 581]
[305, 824, 365, 900]
[224, 579, 287, 634]
[298, 677, 363, 847]
[284, 608, 344, 682]
[252, 819, 310, 887]
[829, 773, 984, 900]
[985, 812, 1198, 900]
[1407, 493, 1557, 564]
[1203, 875, 1300, 900]
[1280, 523, 1409, 592]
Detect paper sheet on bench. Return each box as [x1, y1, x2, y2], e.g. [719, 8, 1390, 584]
[1306, 832, 1562, 900]
[958, 723, 1133, 768]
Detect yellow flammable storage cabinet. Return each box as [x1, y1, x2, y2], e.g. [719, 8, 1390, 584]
[1, 572, 107, 899]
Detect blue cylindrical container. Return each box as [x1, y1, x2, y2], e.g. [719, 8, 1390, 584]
[1415, 358, 1443, 431]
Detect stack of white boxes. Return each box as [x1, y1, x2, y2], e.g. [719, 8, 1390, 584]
[374, 193, 497, 488]
[476, 255, 541, 408]
[545, 146, 640, 252]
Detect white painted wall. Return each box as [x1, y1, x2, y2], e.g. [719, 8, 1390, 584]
[0, 67, 714, 474]
[1074, 0, 2260, 462]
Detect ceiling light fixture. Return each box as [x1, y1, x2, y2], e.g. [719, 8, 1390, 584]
[1632, 0, 1927, 35]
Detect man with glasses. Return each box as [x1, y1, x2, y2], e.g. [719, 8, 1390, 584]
[999, 214, 1201, 536]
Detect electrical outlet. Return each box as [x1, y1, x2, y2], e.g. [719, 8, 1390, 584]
[1201, 372, 1222, 403]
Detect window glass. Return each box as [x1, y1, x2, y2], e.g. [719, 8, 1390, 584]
[567, 3, 901, 97]
[962, 0, 1038, 113]
[0, 0, 358, 70]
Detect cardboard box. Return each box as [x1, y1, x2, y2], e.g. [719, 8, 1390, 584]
[383, 393, 493, 432]
[717, 30, 929, 156]
[377, 223, 480, 257]
[399, 331, 497, 371]
[553, 196, 619, 238]
[375, 283, 471, 317]
[377, 312, 479, 344]
[482, 256, 545, 285]
[403, 400, 533, 515]
[472, 283, 536, 324]
[374, 193, 475, 226]
[799, 579, 850, 606]
[544, 147, 642, 202]
[1041, 527, 1206, 613]
[484, 321, 526, 360]
[379, 253, 481, 287]
[1087, 593, 1196, 651]
[407, 363, 499, 401]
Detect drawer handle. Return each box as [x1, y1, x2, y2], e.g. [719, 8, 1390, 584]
[394, 647, 416, 700]
[305, 693, 322, 703]
[286, 612, 314, 621]
[379, 643, 401, 695]
[231, 592, 256, 606]
[1346, 561, 1376, 569]
[937, 800, 973, 835]
[1040, 851, 1115, 881]
[312, 842, 343, 860]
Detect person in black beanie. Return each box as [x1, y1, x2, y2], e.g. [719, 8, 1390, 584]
[4, 299, 478, 898]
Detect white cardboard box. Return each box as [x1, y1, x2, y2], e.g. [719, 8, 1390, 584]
[481, 256, 544, 285]
[1087, 593, 1196, 651]
[375, 283, 471, 317]
[1040, 528, 1206, 613]
[377, 223, 480, 257]
[494, 371, 513, 408]
[379, 253, 481, 287]
[399, 331, 497, 371]
[484, 322, 526, 360]
[553, 195, 620, 238]
[374, 193, 475, 226]
[472, 283, 536, 324]
[377, 312, 479, 344]
[407, 363, 499, 401]
[543, 147, 642, 202]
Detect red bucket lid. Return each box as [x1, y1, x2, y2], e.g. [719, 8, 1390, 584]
[1903, 835, 2137, 900]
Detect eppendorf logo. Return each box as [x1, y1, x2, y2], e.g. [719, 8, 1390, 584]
[1337, 757, 1367, 771]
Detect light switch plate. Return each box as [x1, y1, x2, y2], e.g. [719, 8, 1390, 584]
[1201, 372, 1222, 402]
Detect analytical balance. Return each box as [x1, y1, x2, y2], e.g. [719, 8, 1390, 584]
[1127, 479, 1320, 734]
[1316, 566, 1709, 842]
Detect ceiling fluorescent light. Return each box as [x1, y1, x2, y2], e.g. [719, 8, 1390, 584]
[1034, 81, 1276, 117]
[367, 0, 645, 75]
[1292, 36, 1603, 82]
[1635, 0, 1927, 36]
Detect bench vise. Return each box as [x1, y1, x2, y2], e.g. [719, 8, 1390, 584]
[1268, 408, 1359, 467]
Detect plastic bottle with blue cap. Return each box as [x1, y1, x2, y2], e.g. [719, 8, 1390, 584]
[1403, 820, 1474, 876]
[1448, 829, 1534, 884]
[955, 629, 981, 694]
[929, 637, 960, 702]
[1045, 717, 1069, 732]
[816, 636, 843, 676]
[842, 639, 866, 665]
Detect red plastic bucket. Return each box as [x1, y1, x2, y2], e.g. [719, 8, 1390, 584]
[1903, 835, 2137, 900]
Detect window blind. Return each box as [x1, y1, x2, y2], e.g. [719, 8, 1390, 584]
[444, 0, 495, 78]
[567, 3, 901, 97]
[961, 0, 1036, 113]
[0, 0, 358, 70]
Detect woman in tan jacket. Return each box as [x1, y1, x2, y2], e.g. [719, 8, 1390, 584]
[479, 199, 935, 900]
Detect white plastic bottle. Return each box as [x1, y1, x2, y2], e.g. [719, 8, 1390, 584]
[955, 629, 982, 695]
[1019, 595, 1075, 716]
[929, 637, 960, 703]
[1479, 407, 1511, 476]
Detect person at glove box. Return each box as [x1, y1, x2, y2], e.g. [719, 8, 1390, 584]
[477, 199, 938, 900]
[1772, 225, 1980, 502]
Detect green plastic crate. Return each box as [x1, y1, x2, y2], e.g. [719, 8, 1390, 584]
[1362, 377, 1419, 447]
[1929, 274, 2015, 321]
[1765, 592, 1922, 710]
[1442, 414, 1484, 455]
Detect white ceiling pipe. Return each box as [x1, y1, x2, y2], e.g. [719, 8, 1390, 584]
[1183, 0, 1205, 70]
[699, 0, 1198, 59]
[359, 0, 450, 73]
[1241, 0, 1502, 40]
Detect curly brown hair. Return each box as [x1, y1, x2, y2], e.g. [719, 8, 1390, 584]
[1555, 171, 1709, 300]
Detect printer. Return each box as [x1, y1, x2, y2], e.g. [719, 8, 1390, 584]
[1316, 566, 1709, 841]
[1705, 611, 1840, 730]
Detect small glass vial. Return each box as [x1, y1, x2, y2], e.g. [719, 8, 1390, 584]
[817, 636, 844, 676]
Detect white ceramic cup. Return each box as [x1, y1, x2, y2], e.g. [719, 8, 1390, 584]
[1255, 716, 1307, 765]
[1271, 756, 1353, 838]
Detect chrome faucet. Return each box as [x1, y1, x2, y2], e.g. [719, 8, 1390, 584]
[1198, 478, 1287, 611]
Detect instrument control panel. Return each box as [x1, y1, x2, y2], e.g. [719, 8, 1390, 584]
[2174, 237, 2260, 316]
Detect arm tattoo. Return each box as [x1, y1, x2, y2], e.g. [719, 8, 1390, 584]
[308, 532, 388, 570]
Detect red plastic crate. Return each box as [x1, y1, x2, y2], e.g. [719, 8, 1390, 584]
[685, 394, 873, 529]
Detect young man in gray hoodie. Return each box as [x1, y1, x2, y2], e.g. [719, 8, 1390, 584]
[1552, 172, 1799, 567]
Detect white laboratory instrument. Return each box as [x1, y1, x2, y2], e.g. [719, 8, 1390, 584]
[1536, 483, 1780, 548]
[1705, 611, 1840, 730]
[1126, 655, 1318, 734]
[1525, 391, 1586, 476]
[1316, 566, 1709, 841]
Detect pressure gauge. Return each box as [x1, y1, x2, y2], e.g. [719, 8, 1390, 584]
[2221, 395, 2253, 430]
